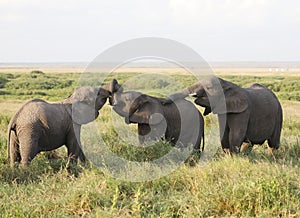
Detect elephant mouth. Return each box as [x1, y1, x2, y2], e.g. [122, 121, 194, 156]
[194, 97, 210, 107]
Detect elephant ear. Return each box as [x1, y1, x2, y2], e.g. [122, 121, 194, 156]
[214, 80, 248, 114]
[65, 101, 98, 125]
[128, 94, 164, 125]
[64, 87, 100, 125]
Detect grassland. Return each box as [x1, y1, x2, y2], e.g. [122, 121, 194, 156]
[0, 70, 299, 217]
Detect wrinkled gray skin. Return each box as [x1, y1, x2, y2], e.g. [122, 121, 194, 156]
[168, 76, 282, 153]
[7, 80, 118, 167]
[110, 81, 204, 151]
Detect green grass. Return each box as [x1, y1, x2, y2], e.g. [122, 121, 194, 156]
[0, 72, 299, 217]
[221, 75, 300, 101]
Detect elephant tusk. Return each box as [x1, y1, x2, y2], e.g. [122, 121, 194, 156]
[189, 93, 197, 97]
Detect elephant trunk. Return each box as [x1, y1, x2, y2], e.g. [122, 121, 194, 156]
[202, 134, 205, 152]
[165, 82, 206, 104]
[102, 79, 123, 94]
[127, 95, 143, 124]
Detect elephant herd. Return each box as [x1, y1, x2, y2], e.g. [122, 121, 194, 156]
[7, 76, 283, 167]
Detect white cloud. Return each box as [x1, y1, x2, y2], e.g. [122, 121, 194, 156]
[0, 0, 299, 61]
[168, 0, 270, 27]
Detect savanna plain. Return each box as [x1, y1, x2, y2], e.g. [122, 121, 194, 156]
[0, 68, 299, 217]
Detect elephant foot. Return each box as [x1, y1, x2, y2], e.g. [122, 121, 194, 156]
[46, 150, 61, 159]
[21, 162, 29, 169]
[223, 146, 241, 155]
[268, 147, 277, 161]
[240, 142, 249, 152]
[10, 162, 18, 170]
[223, 148, 231, 154]
[240, 142, 253, 154]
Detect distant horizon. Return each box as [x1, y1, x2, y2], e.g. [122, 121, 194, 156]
[1, 60, 300, 64]
[1, 61, 300, 69]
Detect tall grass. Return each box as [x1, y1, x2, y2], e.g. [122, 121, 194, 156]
[0, 72, 299, 217]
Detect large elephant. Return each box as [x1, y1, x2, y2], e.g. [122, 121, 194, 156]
[7, 80, 119, 167]
[110, 81, 204, 152]
[168, 76, 282, 153]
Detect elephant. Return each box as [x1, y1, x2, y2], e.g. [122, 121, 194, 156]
[109, 80, 204, 152]
[167, 76, 282, 153]
[7, 80, 119, 167]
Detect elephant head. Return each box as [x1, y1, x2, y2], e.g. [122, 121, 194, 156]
[67, 79, 121, 125]
[111, 91, 165, 125]
[67, 86, 105, 125]
[169, 76, 249, 115]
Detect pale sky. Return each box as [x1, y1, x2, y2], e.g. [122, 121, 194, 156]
[0, 0, 299, 62]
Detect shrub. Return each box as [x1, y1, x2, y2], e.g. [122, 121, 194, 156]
[30, 70, 44, 75]
[0, 77, 8, 88]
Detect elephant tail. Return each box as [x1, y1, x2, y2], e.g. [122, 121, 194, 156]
[201, 126, 205, 152]
[7, 120, 12, 159]
[7, 100, 34, 164]
[274, 102, 283, 149]
[7, 115, 17, 161]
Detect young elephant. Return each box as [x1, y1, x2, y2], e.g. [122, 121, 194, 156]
[110, 84, 204, 151]
[168, 76, 283, 153]
[7, 80, 118, 167]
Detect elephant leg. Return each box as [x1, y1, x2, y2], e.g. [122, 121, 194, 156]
[68, 140, 86, 163]
[9, 132, 21, 166]
[66, 138, 86, 164]
[218, 114, 231, 152]
[240, 140, 253, 154]
[66, 143, 83, 164]
[227, 113, 248, 153]
[78, 148, 86, 163]
[65, 141, 85, 176]
[268, 124, 281, 150]
[9, 143, 21, 166]
[193, 138, 200, 151]
[66, 145, 77, 165]
[268, 138, 279, 151]
[228, 130, 245, 153]
[66, 125, 86, 164]
[19, 138, 40, 167]
[138, 124, 151, 145]
[220, 126, 230, 153]
[268, 105, 282, 150]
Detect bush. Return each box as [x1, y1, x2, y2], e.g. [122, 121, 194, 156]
[30, 70, 44, 75]
[0, 77, 8, 88]
[5, 73, 14, 79]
